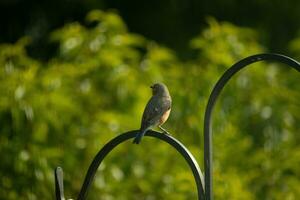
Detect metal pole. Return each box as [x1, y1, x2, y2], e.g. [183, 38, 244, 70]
[203, 53, 300, 200]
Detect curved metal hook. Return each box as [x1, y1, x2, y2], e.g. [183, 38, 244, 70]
[55, 130, 205, 200]
[78, 130, 205, 200]
[77, 130, 205, 199]
[203, 53, 300, 200]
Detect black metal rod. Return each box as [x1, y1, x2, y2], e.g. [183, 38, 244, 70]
[75, 130, 205, 200]
[203, 53, 300, 200]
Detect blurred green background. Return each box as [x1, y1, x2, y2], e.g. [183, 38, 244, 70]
[1, 1, 300, 200]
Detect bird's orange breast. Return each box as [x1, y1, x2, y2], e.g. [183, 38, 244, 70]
[159, 109, 171, 125]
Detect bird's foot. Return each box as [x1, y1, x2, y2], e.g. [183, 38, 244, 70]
[158, 126, 171, 135]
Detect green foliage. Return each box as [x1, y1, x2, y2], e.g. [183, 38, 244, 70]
[1, 10, 300, 199]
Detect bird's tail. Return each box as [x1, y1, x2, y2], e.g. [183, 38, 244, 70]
[133, 129, 147, 144]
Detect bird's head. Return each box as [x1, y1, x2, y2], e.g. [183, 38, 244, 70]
[150, 83, 170, 97]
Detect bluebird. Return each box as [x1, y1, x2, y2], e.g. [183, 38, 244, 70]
[133, 83, 172, 144]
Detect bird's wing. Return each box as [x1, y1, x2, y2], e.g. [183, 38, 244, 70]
[162, 97, 171, 110]
[141, 97, 171, 130]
